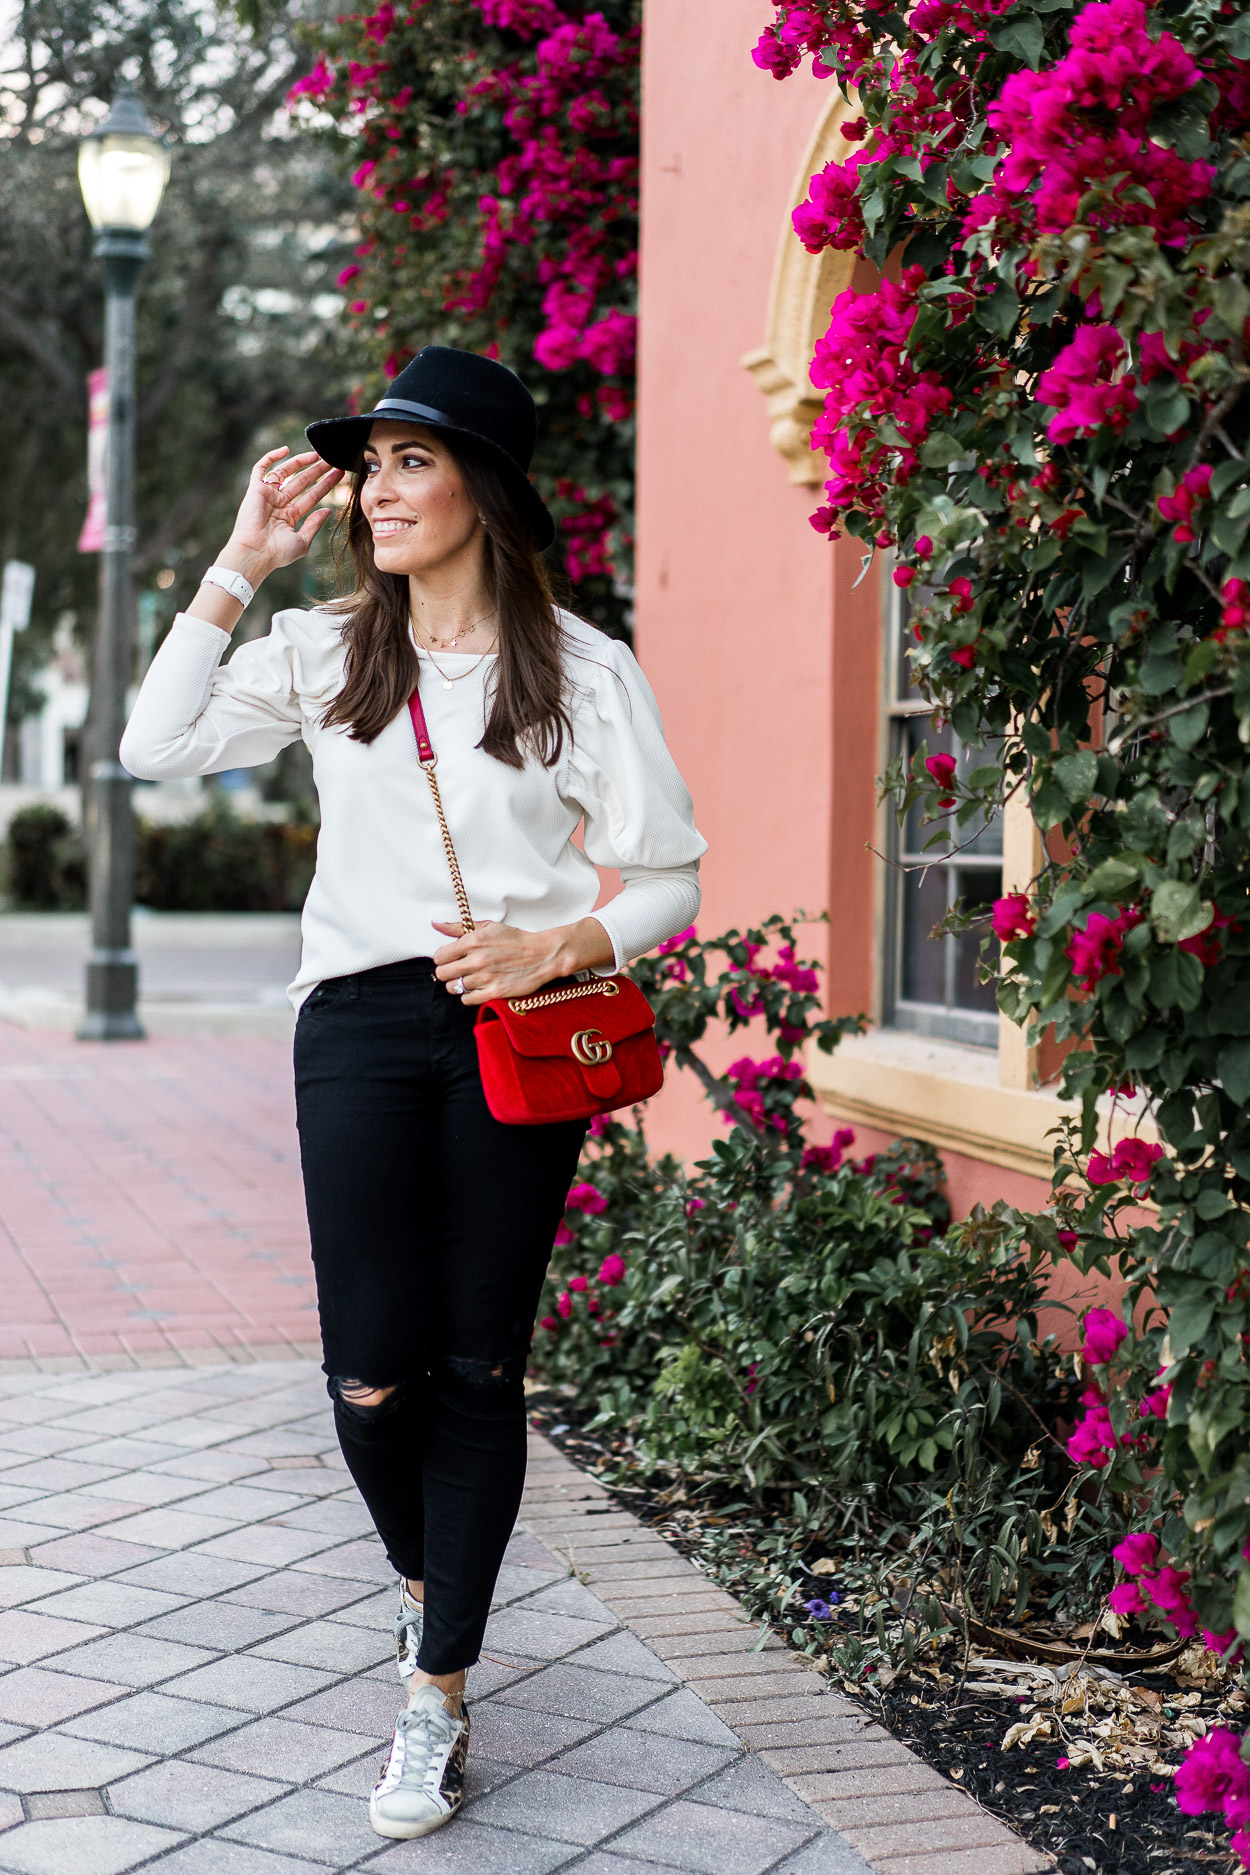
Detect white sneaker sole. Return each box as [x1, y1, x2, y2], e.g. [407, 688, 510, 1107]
[369, 1795, 459, 1840]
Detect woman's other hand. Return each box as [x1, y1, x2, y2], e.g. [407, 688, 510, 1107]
[432, 917, 615, 1006]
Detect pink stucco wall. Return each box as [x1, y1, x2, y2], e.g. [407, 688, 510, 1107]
[633, 0, 856, 1163]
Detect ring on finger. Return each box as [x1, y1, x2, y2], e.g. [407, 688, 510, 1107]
[453, 977, 466, 995]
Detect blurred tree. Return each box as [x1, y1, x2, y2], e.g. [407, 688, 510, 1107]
[0, 0, 352, 765]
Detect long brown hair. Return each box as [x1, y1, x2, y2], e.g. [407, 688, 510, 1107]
[322, 436, 570, 768]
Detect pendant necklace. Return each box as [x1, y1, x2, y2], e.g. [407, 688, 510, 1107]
[410, 616, 493, 690]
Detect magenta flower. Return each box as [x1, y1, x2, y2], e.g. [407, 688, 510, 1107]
[597, 1254, 626, 1287]
[914, 535, 933, 557]
[1066, 1397, 1119, 1468]
[1066, 908, 1140, 988]
[1088, 1138, 1163, 1187]
[1081, 1308, 1128, 1366]
[553, 1221, 575, 1248]
[539, 1315, 559, 1333]
[568, 1275, 589, 1293]
[893, 566, 916, 589]
[1037, 324, 1140, 444]
[991, 893, 1035, 942]
[1108, 1580, 1147, 1616]
[567, 1182, 608, 1216]
[1142, 1565, 1199, 1635]
[1157, 463, 1212, 544]
[925, 753, 957, 789]
[1112, 1531, 1160, 1575]
[555, 1291, 572, 1320]
[1175, 1729, 1250, 1817]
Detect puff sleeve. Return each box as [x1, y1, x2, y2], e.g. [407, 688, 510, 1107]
[566, 637, 706, 969]
[120, 611, 314, 780]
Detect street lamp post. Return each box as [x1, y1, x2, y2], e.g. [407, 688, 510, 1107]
[77, 88, 170, 1040]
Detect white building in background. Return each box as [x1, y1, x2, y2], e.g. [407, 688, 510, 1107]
[17, 613, 87, 789]
[1, 610, 211, 834]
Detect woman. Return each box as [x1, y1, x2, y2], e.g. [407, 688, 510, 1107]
[120, 346, 704, 1841]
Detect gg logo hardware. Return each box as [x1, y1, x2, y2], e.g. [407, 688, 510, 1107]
[570, 1028, 614, 1066]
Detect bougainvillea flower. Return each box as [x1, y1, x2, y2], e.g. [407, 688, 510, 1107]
[1036, 325, 1139, 444]
[925, 753, 957, 788]
[992, 893, 1035, 941]
[597, 1253, 626, 1286]
[1081, 1308, 1129, 1365]
[555, 1290, 572, 1319]
[567, 1274, 589, 1293]
[1142, 1565, 1199, 1635]
[1113, 1531, 1160, 1575]
[566, 1182, 608, 1215]
[553, 1221, 575, 1247]
[1066, 908, 1140, 988]
[1175, 1729, 1250, 1817]
[1179, 909, 1236, 968]
[1066, 1397, 1120, 1467]
[1108, 1580, 1147, 1615]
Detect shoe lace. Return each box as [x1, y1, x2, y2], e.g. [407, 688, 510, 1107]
[395, 1604, 423, 1655]
[390, 1702, 456, 1792]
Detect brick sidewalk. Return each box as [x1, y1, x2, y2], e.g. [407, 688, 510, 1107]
[0, 1023, 316, 1367]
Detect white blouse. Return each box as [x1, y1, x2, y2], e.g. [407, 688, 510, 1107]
[119, 606, 705, 1010]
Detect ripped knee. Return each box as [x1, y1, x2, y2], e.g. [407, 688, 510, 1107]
[437, 1353, 524, 1389]
[329, 1376, 406, 1422]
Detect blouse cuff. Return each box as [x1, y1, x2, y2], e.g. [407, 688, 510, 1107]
[591, 865, 701, 972]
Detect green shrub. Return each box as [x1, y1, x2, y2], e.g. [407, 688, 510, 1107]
[134, 805, 315, 912]
[2, 801, 316, 913]
[4, 805, 87, 909]
[531, 920, 1095, 1637]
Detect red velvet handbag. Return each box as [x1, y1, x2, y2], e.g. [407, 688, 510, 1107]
[408, 687, 665, 1126]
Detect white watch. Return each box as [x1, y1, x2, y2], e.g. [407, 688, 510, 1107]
[202, 564, 255, 609]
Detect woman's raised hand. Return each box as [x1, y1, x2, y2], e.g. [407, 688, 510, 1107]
[226, 447, 345, 577]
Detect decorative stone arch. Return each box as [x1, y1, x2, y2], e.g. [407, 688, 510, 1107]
[741, 90, 859, 486]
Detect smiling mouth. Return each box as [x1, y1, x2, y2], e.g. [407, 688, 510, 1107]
[372, 519, 416, 538]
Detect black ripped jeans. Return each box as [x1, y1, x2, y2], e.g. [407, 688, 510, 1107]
[294, 958, 586, 1673]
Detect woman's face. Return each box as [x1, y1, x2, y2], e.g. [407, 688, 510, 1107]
[358, 420, 482, 576]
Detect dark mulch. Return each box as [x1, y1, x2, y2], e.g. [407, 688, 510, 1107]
[527, 1388, 1241, 1875]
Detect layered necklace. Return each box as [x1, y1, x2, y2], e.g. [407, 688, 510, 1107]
[410, 612, 496, 691]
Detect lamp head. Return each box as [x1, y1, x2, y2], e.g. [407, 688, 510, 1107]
[78, 87, 170, 235]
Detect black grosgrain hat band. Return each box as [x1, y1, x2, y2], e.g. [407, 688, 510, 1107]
[305, 344, 556, 550]
[368, 397, 457, 428]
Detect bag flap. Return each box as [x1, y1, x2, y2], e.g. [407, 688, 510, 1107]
[477, 976, 655, 1060]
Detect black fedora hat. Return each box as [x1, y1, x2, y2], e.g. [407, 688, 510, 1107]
[306, 345, 555, 550]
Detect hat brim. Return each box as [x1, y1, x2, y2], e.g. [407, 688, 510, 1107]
[305, 412, 556, 552]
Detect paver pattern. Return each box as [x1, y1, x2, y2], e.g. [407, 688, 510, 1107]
[0, 1023, 315, 1365]
[0, 1360, 869, 1875]
[0, 1360, 1048, 1875]
[0, 1012, 1047, 1872]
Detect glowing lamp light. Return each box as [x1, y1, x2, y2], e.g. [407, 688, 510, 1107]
[78, 88, 170, 233]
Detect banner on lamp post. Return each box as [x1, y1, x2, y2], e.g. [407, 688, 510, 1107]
[78, 367, 109, 554]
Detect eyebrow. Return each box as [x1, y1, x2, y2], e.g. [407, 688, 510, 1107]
[362, 437, 435, 456]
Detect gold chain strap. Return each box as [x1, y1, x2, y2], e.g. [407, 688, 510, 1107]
[419, 759, 476, 935]
[508, 979, 620, 1014]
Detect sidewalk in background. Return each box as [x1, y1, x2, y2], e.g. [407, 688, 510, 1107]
[0, 1021, 314, 1367]
[0, 916, 301, 1039]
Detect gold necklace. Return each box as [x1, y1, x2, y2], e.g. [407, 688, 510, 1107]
[411, 620, 492, 691]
